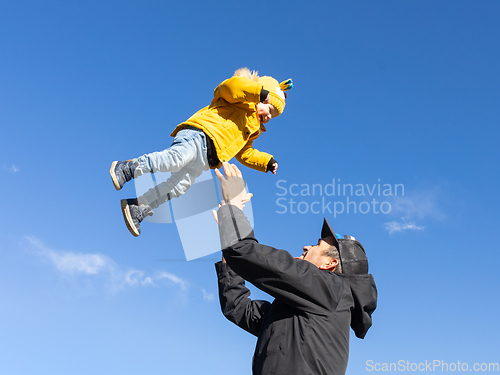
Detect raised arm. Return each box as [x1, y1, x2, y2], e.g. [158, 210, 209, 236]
[217, 205, 345, 314]
[235, 139, 275, 173]
[214, 163, 345, 313]
[215, 260, 271, 336]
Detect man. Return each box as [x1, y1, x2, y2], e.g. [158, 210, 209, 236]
[214, 163, 377, 375]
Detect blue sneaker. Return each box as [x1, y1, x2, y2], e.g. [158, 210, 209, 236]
[110, 160, 143, 191]
[121, 199, 154, 237]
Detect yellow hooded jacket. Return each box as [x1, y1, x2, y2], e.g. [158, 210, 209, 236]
[170, 76, 273, 173]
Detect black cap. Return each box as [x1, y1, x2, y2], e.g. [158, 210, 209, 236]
[321, 218, 369, 275]
[321, 218, 339, 248]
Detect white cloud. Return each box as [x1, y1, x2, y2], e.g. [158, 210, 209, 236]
[26, 236, 115, 275]
[157, 271, 189, 291]
[25, 237, 214, 301]
[2, 164, 20, 173]
[383, 189, 445, 235]
[24, 236, 197, 296]
[141, 277, 155, 286]
[389, 192, 444, 221]
[123, 269, 152, 287]
[201, 288, 215, 302]
[384, 219, 425, 234]
[49, 252, 111, 274]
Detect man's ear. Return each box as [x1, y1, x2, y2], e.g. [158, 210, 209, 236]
[319, 258, 339, 272]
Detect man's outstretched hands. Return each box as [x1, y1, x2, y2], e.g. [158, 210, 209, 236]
[214, 163, 253, 212]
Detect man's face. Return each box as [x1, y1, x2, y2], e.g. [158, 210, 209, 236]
[295, 236, 338, 271]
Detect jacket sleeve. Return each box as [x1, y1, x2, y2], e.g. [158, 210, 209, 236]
[215, 76, 263, 104]
[217, 205, 345, 314]
[235, 139, 273, 173]
[215, 261, 271, 337]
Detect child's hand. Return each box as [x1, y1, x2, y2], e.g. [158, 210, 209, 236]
[271, 162, 278, 175]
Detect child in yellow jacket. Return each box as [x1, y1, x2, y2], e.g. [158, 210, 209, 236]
[110, 68, 293, 236]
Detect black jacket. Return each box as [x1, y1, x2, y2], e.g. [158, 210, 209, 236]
[216, 205, 377, 375]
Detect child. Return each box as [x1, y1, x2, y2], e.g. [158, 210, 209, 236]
[110, 68, 293, 236]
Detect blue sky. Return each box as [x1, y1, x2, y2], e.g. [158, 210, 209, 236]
[1, 1, 499, 374]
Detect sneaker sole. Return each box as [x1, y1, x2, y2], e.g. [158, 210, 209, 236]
[121, 199, 140, 237]
[110, 161, 122, 191]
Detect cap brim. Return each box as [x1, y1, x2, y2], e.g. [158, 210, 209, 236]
[321, 218, 339, 249]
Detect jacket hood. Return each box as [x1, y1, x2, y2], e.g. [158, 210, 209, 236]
[338, 273, 377, 339]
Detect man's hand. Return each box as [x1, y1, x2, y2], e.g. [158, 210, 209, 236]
[214, 163, 253, 211]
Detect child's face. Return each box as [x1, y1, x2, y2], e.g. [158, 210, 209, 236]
[257, 103, 279, 124]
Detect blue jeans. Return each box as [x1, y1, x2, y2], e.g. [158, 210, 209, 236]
[136, 127, 209, 208]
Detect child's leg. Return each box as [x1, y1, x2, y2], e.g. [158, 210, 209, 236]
[118, 127, 209, 236]
[138, 162, 208, 209]
[110, 127, 206, 191]
[135, 128, 206, 174]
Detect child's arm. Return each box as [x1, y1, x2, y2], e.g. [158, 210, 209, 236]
[215, 76, 264, 104]
[235, 141, 276, 173]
